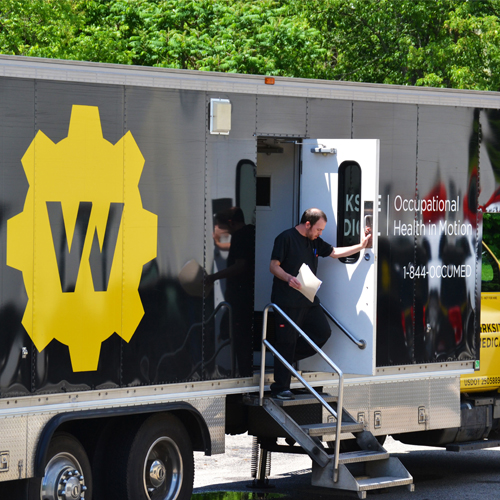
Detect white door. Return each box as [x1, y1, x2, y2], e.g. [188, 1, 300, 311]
[299, 139, 379, 376]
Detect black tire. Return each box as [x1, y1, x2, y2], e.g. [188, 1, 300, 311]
[31, 432, 92, 500]
[115, 413, 194, 500]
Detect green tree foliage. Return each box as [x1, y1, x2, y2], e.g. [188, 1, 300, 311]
[0, 0, 81, 59]
[316, 0, 500, 89]
[1, 0, 500, 90]
[0, 0, 327, 74]
[135, 0, 326, 76]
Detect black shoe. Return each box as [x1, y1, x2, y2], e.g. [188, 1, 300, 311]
[273, 390, 295, 400]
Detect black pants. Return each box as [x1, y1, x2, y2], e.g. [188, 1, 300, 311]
[270, 304, 331, 393]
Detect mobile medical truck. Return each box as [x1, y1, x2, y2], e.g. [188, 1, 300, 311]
[0, 55, 498, 499]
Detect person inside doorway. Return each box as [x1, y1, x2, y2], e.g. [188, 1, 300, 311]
[269, 207, 371, 400]
[207, 207, 255, 377]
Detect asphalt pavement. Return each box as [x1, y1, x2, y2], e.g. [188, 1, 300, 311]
[193, 434, 500, 499]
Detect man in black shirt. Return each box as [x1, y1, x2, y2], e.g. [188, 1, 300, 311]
[269, 207, 371, 400]
[207, 207, 255, 377]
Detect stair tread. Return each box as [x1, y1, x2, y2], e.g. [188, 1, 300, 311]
[301, 421, 364, 436]
[446, 439, 500, 452]
[338, 450, 389, 464]
[244, 393, 338, 407]
[356, 476, 413, 490]
[274, 394, 338, 407]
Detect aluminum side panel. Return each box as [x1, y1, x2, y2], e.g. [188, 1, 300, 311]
[353, 101, 480, 366]
[0, 69, 484, 399]
[353, 102, 419, 367]
[0, 78, 34, 397]
[306, 98, 352, 139]
[0, 415, 28, 480]
[26, 413, 52, 477]
[256, 95, 306, 137]
[31, 81, 126, 392]
[324, 375, 461, 435]
[415, 106, 479, 364]
[20, 395, 225, 479]
[205, 93, 257, 380]
[429, 376, 461, 429]
[191, 396, 226, 454]
[122, 87, 206, 385]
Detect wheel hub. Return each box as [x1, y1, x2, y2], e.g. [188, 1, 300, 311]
[143, 436, 183, 499]
[41, 454, 88, 500]
[149, 459, 166, 488]
[57, 469, 84, 499]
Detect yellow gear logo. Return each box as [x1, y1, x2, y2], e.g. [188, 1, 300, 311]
[7, 105, 158, 372]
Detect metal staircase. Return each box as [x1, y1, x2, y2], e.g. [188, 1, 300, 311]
[247, 303, 415, 498]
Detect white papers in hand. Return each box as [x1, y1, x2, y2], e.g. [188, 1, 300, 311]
[296, 263, 322, 302]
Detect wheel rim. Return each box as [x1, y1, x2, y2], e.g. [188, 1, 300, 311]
[41, 452, 88, 500]
[143, 436, 183, 500]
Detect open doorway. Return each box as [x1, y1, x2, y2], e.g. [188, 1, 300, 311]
[254, 138, 301, 311]
[252, 138, 379, 376]
[253, 138, 301, 366]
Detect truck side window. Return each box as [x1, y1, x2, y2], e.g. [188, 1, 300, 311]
[482, 244, 500, 292]
[337, 161, 361, 264]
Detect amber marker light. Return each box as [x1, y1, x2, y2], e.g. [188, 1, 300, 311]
[265, 77, 275, 85]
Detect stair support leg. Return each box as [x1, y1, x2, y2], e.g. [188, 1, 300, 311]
[248, 440, 274, 489]
[258, 447, 269, 484]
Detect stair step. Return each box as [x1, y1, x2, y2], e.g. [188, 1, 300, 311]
[243, 393, 338, 407]
[356, 476, 414, 491]
[273, 393, 338, 407]
[446, 439, 500, 452]
[338, 450, 389, 464]
[302, 421, 364, 437]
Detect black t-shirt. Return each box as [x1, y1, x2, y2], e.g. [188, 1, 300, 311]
[271, 227, 333, 307]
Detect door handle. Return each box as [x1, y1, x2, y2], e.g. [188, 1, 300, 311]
[364, 214, 373, 249]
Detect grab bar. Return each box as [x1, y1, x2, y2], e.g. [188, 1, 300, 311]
[320, 304, 366, 349]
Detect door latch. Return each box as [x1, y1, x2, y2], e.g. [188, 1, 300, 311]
[0, 452, 9, 472]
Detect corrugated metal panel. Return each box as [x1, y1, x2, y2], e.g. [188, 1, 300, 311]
[324, 374, 461, 435]
[0, 415, 28, 481]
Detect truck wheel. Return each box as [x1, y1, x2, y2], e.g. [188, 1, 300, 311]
[120, 414, 194, 500]
[37, 432, 92, 500]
